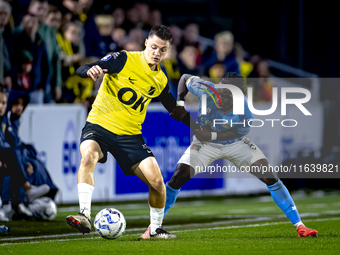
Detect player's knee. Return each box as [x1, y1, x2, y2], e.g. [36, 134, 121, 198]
[81, 150, 100, 168]
[251, 158, 278, 185]
[149, 177, 165, 195]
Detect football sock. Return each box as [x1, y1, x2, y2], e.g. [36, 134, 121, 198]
[150, 207, 164, 235]
[267, 179, 301, 225]
[164, 182, 181, 217]
[78, 183, 94, 219]
[294, 221, 304, 230]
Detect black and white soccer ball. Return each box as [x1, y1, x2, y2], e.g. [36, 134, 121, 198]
[94, 208, 126, 239]
[28, 197, 57, 220]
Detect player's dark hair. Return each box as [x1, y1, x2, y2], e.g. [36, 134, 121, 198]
[218, 72, 247, 96]
[149, 25, 173, 44]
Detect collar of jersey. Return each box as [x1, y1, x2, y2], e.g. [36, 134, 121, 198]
[140, 51, 161, 75]
[219, 108, 233, 114]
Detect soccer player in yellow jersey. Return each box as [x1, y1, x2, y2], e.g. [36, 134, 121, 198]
[66, 25, 193, 239]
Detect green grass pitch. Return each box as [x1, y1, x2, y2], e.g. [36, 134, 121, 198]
[1, 193, 340, 255]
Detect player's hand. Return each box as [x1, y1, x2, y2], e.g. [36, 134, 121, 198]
[87, 65, 108, 81]
[192, 125, 212, 143]
[170, 106, 188, 122]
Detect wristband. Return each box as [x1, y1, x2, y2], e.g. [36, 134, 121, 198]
[176, 101, 185, 107]
[211, 132, 217, 141]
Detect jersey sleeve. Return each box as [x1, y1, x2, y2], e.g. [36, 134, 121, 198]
[186, 76, 217, 100]
[76, 51, 127, 78]
[158, 83, 176, 113]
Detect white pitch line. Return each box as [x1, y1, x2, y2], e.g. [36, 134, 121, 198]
[1, 216, 339, 246]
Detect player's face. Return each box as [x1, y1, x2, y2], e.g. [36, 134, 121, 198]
[0, 93, 7, 116]
[144, 35, 170, 67]
[216, 88, 233, 111]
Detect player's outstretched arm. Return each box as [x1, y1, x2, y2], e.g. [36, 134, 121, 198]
[76, 52, 127, 80]
[158, 83, 199, 129]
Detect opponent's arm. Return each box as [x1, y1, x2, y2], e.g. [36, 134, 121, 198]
[177, 73, 192, 102]
[192, 126, 245, 142]
[158, 84, 199, 128]
[76, 52, 127, 81]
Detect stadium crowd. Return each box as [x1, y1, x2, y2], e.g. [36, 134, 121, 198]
[0, 0, 273, 110]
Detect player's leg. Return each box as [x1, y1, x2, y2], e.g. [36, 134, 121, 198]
[227, 138, 318, 237]
[133, 157, 177, 239]
[66, 139, 104, 233]
[247, 152, 318, 237]
[164, 163, 193, 216]
[164, 141, 218, 217]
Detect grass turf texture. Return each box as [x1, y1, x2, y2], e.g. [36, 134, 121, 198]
[0, 193, 340, 254]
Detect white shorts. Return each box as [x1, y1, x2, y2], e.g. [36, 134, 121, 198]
[178, 137, 267, 175]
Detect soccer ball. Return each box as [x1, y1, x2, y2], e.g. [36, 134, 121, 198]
[94, 208, 126, 239]
[28, 197, 57, 220]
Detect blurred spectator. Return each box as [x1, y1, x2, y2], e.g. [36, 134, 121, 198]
[134, 2, 151, 32]
[63, 57, 95, 106]
[63, 21, 85, 64]
[65, 0, 102, 58]
[0, 0, 12, 90]
[234, 42, 253, 78]
[44, 4, 62, 30]
[201, 30, 239, 77]
[62, 0, 77, 13]
[123, 7, 139, 33]
[12, 14, 49, 104]
[12, 50, 33, 91]
[27, 0, 62, 103]
[95, 14, 120, 56]
[59, 3, 73, 32]
[162, 46, 181, 81]
[180, 23, 200, 51]
[111, 27, 126, 50]
[177, 45, 202, 76]
[95, 14, 113, 36]
[169, 24, 182, 49]
[247, 55, 273, 102]
[62, 21, 95, 104]
[148, 9, 162, 28]
[124, 41, 142, 51]
[1, 89, 51, 219]
[111, 7, 125, 29]
[128, 28, 145, 50]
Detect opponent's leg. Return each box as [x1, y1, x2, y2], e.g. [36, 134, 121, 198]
[133, 157, 177, 239]
[66, 140, 104, 233]
[251, 158, 318, 237]
[164, 163, 193, 216]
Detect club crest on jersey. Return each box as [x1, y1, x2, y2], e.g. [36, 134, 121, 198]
[101, 54, 112, 61]
[191, 144, 201, 151]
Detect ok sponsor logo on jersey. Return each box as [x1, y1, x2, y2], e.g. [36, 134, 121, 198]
[117, 87, 150, 112]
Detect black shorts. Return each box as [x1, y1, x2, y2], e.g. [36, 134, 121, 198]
[80, 122, 154, 175]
